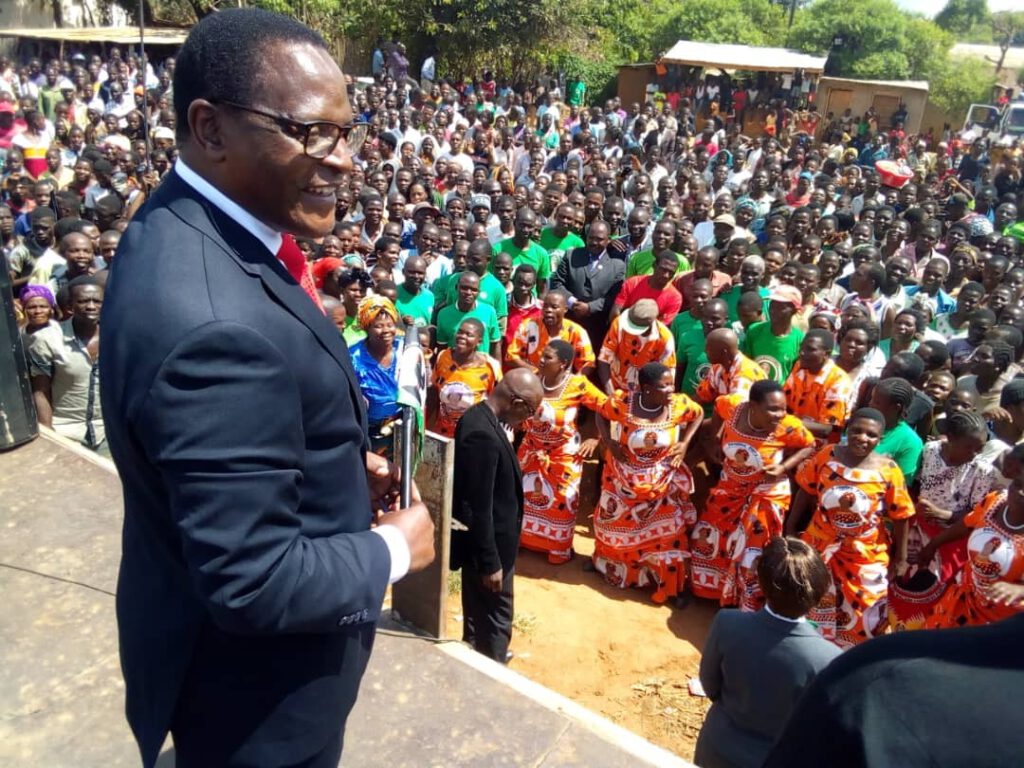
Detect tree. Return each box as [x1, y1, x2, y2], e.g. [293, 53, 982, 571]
[935, 0, 989, 38]
[989, 11, 1024, 75]
[788, 0, 911, 79]
[904, 17, 954, 80]
[929, 56, 997, 120]
[654, 0, 789, 53]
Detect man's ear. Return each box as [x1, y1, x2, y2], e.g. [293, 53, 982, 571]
[186, 99, 228, 163]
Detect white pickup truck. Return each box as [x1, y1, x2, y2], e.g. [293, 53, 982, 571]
[963, 102, 1024, 143]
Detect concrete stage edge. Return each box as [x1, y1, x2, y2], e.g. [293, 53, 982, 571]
[0, 431, 694, 768]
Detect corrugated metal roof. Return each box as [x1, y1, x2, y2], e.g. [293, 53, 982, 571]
[0, 27, 189, 44]
[818, 76, 930, 92]
[660, 40, 828, 74]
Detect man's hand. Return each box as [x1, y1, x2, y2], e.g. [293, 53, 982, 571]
[984, 406, 1012, 424]
[379, 502, 436, 573]
[366, 452, 402, 511]
[570, 301, 591, 318]
[482, 568, 503, 593]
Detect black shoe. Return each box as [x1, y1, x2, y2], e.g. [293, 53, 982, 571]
[582, 559, 597, 573]
[672, 593, 691, 610]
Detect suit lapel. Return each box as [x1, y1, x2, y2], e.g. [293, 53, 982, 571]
[161, 171, 366, 426]
[481, 403, 521, 482]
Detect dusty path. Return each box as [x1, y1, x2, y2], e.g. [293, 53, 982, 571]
[447, 506, 718, 762]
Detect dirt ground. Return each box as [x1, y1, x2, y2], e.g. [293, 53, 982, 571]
[445, 464, 719, 763]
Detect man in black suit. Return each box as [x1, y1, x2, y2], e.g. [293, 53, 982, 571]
[451, 369, 543, 663]
[99, 11, 434, 767]
[550, 219, 626, 349]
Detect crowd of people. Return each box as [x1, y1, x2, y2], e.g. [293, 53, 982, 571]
[5, 32, 1024, 767]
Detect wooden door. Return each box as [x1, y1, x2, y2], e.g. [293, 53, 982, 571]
[825, 88, 853, 118]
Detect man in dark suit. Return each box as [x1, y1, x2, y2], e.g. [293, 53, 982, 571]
[99, 11, 434, 767]
[550, 219, 625, 349]
[451, 369, 543, 663]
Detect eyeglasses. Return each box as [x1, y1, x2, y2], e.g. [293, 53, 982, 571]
[216, 100, 369, 159]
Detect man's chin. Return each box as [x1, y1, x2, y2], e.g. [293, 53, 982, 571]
[287, 209, 335, 240]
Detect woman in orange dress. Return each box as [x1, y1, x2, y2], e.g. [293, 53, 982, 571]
[690, 380, 816, 610]
[787, 408, 915, 648]
[427, 318, 502, 438]
[918, 445, 1024, 629]
[592, 362, 703, 605]
[519, 340, 607, 564]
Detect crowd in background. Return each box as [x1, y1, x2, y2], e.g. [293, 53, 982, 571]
[4, 38, 1024, 768]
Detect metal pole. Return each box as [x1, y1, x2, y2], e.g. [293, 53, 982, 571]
[397, 319, 421, 509]
[399, 404, 416, 509]
[138, 0, 152, 171]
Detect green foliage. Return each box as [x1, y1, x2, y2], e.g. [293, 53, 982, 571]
[579, 0, 681, 64]
[991, 11, 1024, 48]
[935, 0, 990, 37]
[656, 0, 789, 51]
[126, 0, 1011, 121]
[789, 0, 911, 78]
[928, 55, 997, 118]
[551, 52, 620, 103]
[904, 17, 954, 80]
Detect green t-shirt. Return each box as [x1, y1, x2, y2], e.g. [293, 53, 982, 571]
[435, 302, 501, 352]
[676, 324, 711, 401]
[670, 310, 702, 347]
[342, 316, 366, 347]
[395, 284, 435, 327]
[722, 284, 769, 323]
[538, 227, 584, 272]
[625, 249, 691, 279]
[431, 269, 462, 304]
[740, 321, 804, 383]
[875, 420, 924, 485]
[568, 79, 586, 107]
[494, 238, 551, 282]
[443, 271, 508, 319]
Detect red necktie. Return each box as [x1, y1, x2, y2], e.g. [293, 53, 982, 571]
[277, 233, 324, 313]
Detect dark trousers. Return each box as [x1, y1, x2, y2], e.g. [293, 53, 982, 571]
[461, 563, 514, 663]
[171, 725, 342, 768]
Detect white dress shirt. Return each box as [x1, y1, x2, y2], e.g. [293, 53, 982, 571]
[174, 159, 411, 584]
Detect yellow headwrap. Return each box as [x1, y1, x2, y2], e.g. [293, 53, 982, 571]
[357, 295, 400, 330]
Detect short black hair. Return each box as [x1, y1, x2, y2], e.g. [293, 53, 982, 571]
[173, 9, 328, 143]
[805, 328, 834, 349]
[638, 362, 670, 387]
[915, 339, 949, 369]
[29, 207, 56, 225]
[884, 351, 926, 386]
[750, 379, 783, 403]
[547, 338, 575, 366]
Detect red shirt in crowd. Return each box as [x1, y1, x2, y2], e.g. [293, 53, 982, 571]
[614, 276, 683, 324]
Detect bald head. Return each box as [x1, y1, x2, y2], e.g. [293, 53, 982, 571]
[492, 368, 544, 428]
[705, 328, 739, 365]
